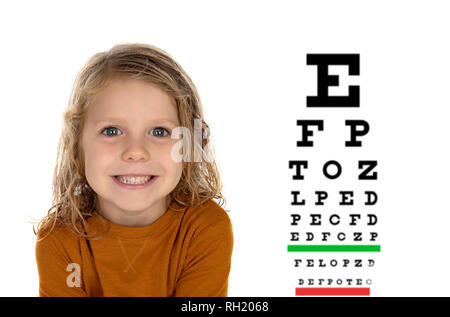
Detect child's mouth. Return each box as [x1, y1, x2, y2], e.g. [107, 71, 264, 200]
[113, 175, 155, 184]
[112, 175, 158, 189]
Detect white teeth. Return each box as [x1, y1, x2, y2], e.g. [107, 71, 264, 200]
[116, 176, 152, 184]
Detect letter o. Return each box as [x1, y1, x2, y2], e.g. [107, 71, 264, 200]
[323, 160, 342, 179]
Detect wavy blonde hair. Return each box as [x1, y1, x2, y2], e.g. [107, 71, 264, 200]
[34, 42, 226, 241]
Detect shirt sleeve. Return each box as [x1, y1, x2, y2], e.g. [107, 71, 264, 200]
[35, 231, 87, 297]
[174, 218, 234, 297]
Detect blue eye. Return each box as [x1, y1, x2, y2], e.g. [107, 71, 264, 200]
[151, 127, 169, 137]
[101, 126, 169, 137]
[102, 127, 122, 137]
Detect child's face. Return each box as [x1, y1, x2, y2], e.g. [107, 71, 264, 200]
[80, 77, 183, 224]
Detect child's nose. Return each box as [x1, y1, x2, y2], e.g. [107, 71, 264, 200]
[122, 140, 152, 162]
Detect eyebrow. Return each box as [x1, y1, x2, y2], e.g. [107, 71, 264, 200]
[94, 118, 178, 126]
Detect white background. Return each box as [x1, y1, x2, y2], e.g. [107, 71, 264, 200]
[0, 0, 449, 296]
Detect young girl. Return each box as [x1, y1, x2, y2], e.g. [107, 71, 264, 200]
[34, 43, 233, 297]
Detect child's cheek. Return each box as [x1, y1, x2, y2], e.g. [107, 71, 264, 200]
[160, 142, 183, 180]
[92, 144, 117, 164]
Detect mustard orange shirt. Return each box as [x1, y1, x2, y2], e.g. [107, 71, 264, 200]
[35, 199, 233, 297]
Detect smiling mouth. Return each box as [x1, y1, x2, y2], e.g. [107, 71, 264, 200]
[113, 175, 156, 185]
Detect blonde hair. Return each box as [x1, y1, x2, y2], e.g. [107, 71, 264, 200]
[34, 42, 226, 241]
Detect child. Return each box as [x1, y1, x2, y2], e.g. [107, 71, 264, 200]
[34, 43, 233, 297]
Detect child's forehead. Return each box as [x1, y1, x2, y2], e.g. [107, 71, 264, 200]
[87, 78, 177, 112]
[92, 116, 179, 127]
[93, 77, 173, 103]
[86, 80, 179, 125]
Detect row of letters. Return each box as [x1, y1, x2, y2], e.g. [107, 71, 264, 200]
[293, 258, 375, 268]
[290, 231, 378, 242]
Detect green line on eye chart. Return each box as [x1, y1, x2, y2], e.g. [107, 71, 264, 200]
[287, 245, 381, 252]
